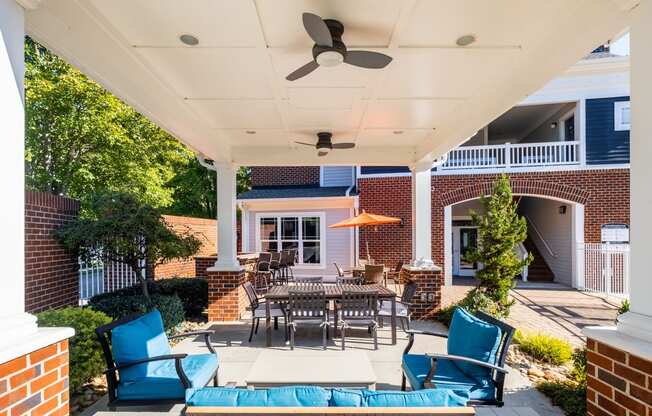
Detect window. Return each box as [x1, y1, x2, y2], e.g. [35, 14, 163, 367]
[614, 101, 631, 131]
[256, 213, 324, 266]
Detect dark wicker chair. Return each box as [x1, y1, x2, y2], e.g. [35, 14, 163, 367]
[253, 252, 272, 293]
[286, 249, 298, 282]
[379, 281, 417, 331]
[287, 285, 329, 350]
[269, 251, 281, 284]
[386, 260, 404, 293]
[335, 289, 379, 350]
[243, 281, 287, 342]
[95, 310, 218, 407]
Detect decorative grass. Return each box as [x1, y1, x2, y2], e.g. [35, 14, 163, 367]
[514, 331, 573, 365]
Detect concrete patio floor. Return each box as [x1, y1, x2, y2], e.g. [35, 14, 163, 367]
[82, 319, 563, 416]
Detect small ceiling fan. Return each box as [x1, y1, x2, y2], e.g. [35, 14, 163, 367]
[286, 13, 393, 81]
[295, 132, 355, 157]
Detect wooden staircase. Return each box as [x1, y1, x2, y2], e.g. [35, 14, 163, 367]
[522, 237, 555, 282]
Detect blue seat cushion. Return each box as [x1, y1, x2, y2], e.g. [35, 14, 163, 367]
[186, 386, 331, 407]
[330, 389, 365, 407]
[118, 353, 218, 400]
[363, 389, 469, 407]
[402, 354, 495, 401]
[447, 308, 502, 381]
[112, 310, 172, 383]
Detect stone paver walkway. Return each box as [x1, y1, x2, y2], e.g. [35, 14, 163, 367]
[443, 278, 620, 347]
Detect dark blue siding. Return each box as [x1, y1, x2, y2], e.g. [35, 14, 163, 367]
[586, 96, 630, 165]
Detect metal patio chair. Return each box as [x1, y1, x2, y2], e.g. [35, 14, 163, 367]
[286, 249, 298, 282]
[269, 251, 281, 284]
[333, 262, 354, 278]
[243, 281, 287, 343]
[335, 289, 379, 350]
[336, 276, 362, 285]
[294, 276, 324, 284]
[253, 252, 272, 294]
[379, 281, 417, 331]
[287, 285, 329, 350]
[363, 264, 385, 285]
[386, 260, 404, 293]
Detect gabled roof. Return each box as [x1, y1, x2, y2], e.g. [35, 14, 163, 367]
[238, 186, 354, 200]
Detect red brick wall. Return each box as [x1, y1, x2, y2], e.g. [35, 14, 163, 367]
[358, 169, 630, 276]
[586, 338, 652, 416]
[251, 167, 320, 187]
[0, 339, 70, 416]
[25, 191, 80, 313]
[153, 215, 217, 279]
[206, 270, 248, 321]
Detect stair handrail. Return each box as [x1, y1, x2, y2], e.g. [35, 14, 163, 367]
[514, 242, 529, 282]
[524, 215, 558, 258]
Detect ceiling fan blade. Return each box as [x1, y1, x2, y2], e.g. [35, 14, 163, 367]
[294, 141, 316, 147]
[344, 50, 393, 69]
[286, 61, 319, 81]
[318, 150, 329, 157]
[331, 143, 356, 149]
[302, 13, 333, 47]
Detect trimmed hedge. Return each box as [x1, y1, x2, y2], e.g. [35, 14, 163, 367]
[88, 292, 184, 331]
[89, 278, 207, 319]
[37, 307, 111, 393]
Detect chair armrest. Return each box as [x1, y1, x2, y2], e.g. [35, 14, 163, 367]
[426, 353, 508, 373]
[169, 330, 216, 353]
[403, 329, 449, 355]
[109, 354, 191, 388]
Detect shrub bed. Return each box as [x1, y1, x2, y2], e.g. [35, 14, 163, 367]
[513, 331, 573, 365]
[37, 307, 111, 393]
[88, 292, 184, 331]
[536, 348, 587, 416]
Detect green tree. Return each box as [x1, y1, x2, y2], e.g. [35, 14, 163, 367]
[465, 174, 532, 317]
[54, 192, 201, 298]
[24, 37, 191, 210]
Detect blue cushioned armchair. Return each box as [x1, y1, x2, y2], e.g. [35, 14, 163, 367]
[96, 310, 219, 407]
[401, 308, 515, 407]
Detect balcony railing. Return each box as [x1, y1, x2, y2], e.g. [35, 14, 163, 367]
[440, 141, 580, 171]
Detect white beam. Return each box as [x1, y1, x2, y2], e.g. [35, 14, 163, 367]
[230, 146, 416, 167]
[210, 163, 242, 271]
[410, 161, 433, 266]
[617, 0, 652, 342]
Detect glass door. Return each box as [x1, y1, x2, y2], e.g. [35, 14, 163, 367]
[458, 228, 478, 275]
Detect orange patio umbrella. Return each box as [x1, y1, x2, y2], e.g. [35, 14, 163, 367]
[329, 210, 401, 263]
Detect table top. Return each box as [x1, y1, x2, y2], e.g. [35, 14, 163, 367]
[265, 284, 396, 301]
[351, 265, 391, 272]
[245, 350, 376, 386]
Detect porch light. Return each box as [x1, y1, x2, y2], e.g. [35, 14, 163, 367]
[316, 50, 344, 67]
[559, 205, 567, 214]
[179, 34, 199, 46]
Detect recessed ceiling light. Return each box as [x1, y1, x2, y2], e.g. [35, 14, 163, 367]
[456, 34, 476, 47]
[245, 130, 256, 135]
[393, 130, 404, 135]
[179, 34, 199, 46]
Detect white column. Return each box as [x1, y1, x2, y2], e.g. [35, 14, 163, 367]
[0, 0, 36, 342]
[211, 163, 242, 271]
[443, 205, 453, 286]
[571, 204, 585, 289]
[410, 161, 433, 266]
[616, 0, 652, 341]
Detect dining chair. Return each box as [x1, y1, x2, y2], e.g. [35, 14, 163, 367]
[336, 276, 362, 285]
[269, 252, 281, 284]
[333, 262, 353, 278]
[335, 289, 379, 350]
[294, 276, 324, 284]
[386, 260, 404, 293]
[253, 252, 272, 293]
[363, 264, 385, 285]
[378, 281, 417, 331]
[286, 249, 298, 282]
[243, 281, 287, 343]
[287, 285, 329, 350]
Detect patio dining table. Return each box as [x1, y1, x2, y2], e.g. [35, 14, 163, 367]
[264, 284, 398, 347]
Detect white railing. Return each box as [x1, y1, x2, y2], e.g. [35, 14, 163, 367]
[525, 215, 557, 258]
[441, 141, 580, 171]
[78, 258, 142, 304]
[577, 243, 629, 299]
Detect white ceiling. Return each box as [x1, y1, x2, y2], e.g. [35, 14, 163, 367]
[25, 0, 635, 166]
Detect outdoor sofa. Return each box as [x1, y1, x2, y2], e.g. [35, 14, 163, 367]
[184, 385, 475, 415]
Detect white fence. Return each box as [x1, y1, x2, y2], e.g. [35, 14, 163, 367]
[577, 243, 630, 298]
[441, 141, 580, 171]
[78, 258, 142, 304]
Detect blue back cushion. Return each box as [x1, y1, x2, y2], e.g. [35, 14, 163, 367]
[330, 389, 365, 407]
[111, 310, 171, 382]
[363, 389, 468, 407]
[447, 308, 502, 382]
[266, 386, 331, 407]
[186, 386, 331, 407]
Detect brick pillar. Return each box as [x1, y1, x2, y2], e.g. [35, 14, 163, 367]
[401, 265, 443, 320]
[0, 339, 71, 416]
[207, 269, 247, 321]
[586, 338, 652, 416]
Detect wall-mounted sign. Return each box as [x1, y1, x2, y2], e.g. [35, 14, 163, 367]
[601, 224, 629, 244]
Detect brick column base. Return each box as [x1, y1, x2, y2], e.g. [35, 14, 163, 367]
[207, 269, 247, 321]
[401, 265, 443, 320]
[0, 339, 70, 416]
[586, 337, 652, 416]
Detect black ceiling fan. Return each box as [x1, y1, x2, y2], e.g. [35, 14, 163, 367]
[295, 132, 355, 157]
[286, 13, 393, 81]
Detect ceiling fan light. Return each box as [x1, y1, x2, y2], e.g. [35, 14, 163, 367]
[316, 50, 344, 67]
[456, 34, 476, 47]
[179, 34, 199, 46]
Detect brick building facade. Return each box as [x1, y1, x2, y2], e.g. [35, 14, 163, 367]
[358, 169, 630, 278]
[24, 191, 80, 313]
